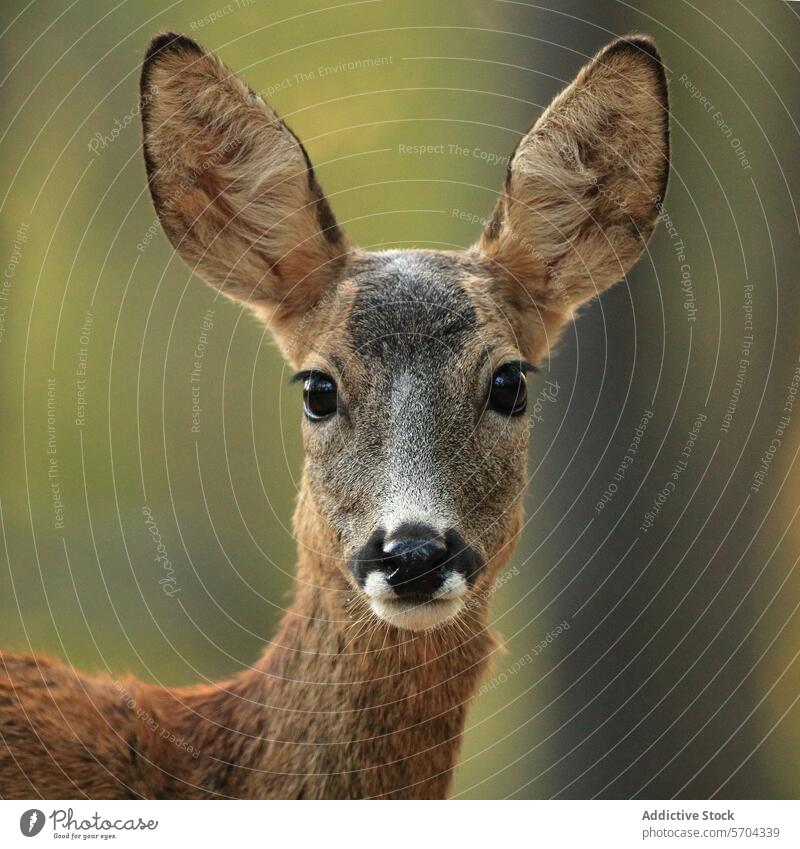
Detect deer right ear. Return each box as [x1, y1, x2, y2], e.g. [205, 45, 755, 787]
[140, 33, 348, 332]
[477, 36, 669, 324]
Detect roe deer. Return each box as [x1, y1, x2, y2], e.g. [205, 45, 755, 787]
[0, 32, 669, 799]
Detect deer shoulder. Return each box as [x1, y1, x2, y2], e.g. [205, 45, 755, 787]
[0, 652, 178, 798]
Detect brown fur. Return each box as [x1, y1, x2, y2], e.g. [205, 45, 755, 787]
[0, 32, 668, 799]
[139, 33, 348, 345]
[479, 36, 669, 334]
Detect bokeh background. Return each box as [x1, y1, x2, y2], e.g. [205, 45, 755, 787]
[1, 0, 799, 798]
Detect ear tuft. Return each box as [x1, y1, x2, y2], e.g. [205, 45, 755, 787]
[478, 34, 669, 320]
[142, 31, 204, 67]
[602, 34, 663, 64]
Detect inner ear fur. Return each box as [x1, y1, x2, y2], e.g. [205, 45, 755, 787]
[140, 33, 348, 329]
[478, 35, 669, 320]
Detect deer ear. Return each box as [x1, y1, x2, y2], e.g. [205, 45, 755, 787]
[140, 33, 348, 330]
[477, 36, 669, 320]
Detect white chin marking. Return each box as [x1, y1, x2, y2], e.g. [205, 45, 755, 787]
[363, 571, 468, 632]
[368, 597, 466, 631]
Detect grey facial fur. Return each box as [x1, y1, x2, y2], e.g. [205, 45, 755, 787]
[302, 250, 530, 574]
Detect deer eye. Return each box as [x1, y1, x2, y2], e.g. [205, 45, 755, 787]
[489, 363, 528, 416]
[299, 371, 337, 421]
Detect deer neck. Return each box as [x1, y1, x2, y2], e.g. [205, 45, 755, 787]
[179, 492, 499, 799]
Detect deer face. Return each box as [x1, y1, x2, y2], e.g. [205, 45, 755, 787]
[291, 249, 534, 631]
[141, 33, 669, 631]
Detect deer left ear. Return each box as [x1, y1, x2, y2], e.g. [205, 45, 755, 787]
[140, 33, 349, 334]
[477, 36, 669, 320]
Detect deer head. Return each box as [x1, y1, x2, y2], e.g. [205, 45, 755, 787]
[140, 33, 669, 633]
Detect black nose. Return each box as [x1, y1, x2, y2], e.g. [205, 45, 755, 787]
[349, 524, 485, 600]
[382, 531, 448, 598]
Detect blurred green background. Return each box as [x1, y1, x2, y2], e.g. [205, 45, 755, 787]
[1, 0, 799, 798]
